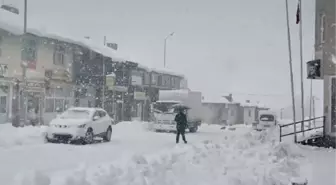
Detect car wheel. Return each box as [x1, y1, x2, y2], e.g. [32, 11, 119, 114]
[83, 128, 94, 144]
[103, 126, 112, 142]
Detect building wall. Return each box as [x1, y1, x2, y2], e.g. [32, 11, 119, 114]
[243, 106, 257, 125]
[0, 30, 75, 124]
[202, 103, 228, 125]
[315, 0, 336, 136]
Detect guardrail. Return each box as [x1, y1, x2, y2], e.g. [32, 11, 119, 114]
[279, 116, 325, 142]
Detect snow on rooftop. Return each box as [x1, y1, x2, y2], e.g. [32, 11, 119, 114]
[0, 9, 128, 62]
[136, 63, 185, 78]
[240, 101, 268, 109]
[202, 96, 232, 104]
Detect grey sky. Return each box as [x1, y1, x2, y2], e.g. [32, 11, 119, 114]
[8, 0, 322, 110]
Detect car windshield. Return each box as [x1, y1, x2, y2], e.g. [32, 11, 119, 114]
[60, 109, 91, 119]
[259, 114, 275, 122]
[152, 102, 178, 113]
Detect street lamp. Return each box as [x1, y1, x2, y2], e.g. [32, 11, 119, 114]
[163, 32, 174, 68]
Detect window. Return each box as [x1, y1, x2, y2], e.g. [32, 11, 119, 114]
[45, 98, 55, 112]
[45, 87, 72, 113]
[99, 110, 107, 118]
[158, 75, 162, 86]
[21, 38, 37, 63]
[93, 111, 100, 119]
[144, 72, 150, 85]
[0, 96, 6, 113]
[151, 73, 158, 85]
[248, 110, 251, 117]
[320, 14, 326, 43]
[259, 114, 275, 122]
[53, 45, 65, 65]
[162, 75, 171, 86]
[0, 35, 3, 57]
[64, 99, 70, 110]
[55, 99, 64, 112]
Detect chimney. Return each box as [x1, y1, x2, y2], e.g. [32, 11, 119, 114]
[223, 93, 233, 102]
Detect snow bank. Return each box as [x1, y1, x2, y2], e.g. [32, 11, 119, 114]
[16, 129, 306, 185]
[0, 124, 47, 148]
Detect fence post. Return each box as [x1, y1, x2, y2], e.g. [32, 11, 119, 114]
[279, 126, 282, 142]
[323, 116, 326, 137]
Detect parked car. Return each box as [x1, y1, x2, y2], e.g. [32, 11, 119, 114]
[46, 107, 114, 144]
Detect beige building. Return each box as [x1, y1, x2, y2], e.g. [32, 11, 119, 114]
[0, 28, 74, 124]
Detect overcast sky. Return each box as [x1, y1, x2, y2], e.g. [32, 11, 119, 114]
[7, 0, 323, 110]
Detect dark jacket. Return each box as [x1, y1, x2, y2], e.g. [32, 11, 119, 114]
[174, 112, 187, 130]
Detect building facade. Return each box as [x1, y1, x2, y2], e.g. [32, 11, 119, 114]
[0, 26, 186, 125]
[315, 0, 336, 136]
[0, 29, 74, 125]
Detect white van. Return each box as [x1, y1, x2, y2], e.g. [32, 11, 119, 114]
[253, 110, 277, 131]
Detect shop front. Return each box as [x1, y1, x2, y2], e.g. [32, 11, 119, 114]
[105, 73, 128, 122]
[132, 91, 147, 121]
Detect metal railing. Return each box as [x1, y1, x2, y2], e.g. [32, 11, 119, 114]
[279, 116, 325, 142]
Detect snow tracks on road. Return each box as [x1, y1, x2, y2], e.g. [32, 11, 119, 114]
[14, 129, 306, 185]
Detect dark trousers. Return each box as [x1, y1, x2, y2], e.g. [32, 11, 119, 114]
[176, 127, 187, 143]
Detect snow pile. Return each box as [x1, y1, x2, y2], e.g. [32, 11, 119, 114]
[16, 130, 305, 185]
[0, 124, 47, 148]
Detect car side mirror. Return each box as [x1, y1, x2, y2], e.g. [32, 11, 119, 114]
[93, 116, 100, 121]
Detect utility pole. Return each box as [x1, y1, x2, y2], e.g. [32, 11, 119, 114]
[309, 79, 313, 128]
[280, 108, 284, 120]
[21, 0, 28, 126]
[298, 0, 305, 136]
[285, 0, 297, 142]
[163, 32, 174, 68]
[102, 36, 106, 109]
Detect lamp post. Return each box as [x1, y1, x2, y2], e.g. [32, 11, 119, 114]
[163, 32, 174, 68]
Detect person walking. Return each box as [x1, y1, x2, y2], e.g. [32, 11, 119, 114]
[174, 109, 188, 144]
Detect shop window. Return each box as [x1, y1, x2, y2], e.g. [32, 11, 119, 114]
[64, 99, 70, 110]
[45, 98, 54, 112]
[55, 99, 64, 112]
[0, 96, 6, 113]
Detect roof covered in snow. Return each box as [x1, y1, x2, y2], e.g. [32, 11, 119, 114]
[240, 101, 268, 109]
[136, 63, 184, 78]
[0, 9, 128, 62]
[202, 96, 235, 104]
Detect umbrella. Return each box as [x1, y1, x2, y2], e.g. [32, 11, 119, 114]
[172, 104, 190, 110]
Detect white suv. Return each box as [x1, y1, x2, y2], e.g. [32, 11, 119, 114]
[46, 107, 113, 144]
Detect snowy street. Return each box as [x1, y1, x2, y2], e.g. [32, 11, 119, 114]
[0, 122, 334, 185]
[0, 122, 238, 184]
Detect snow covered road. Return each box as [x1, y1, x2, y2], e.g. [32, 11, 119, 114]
[0, 122, 237, 184]
[0, 122, 335, 185]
